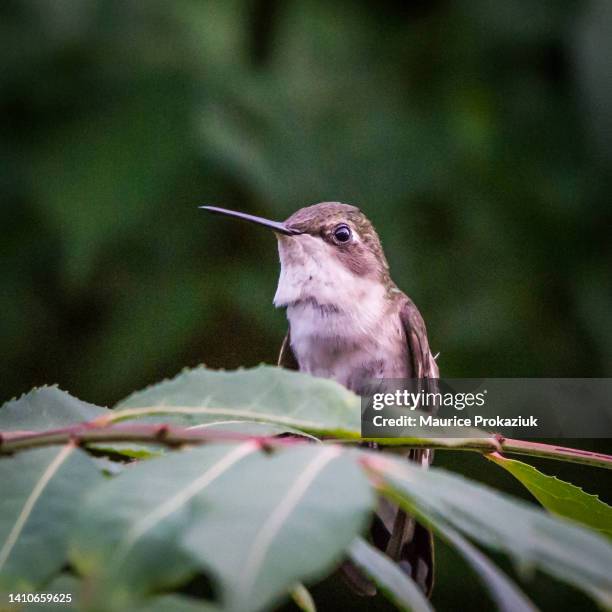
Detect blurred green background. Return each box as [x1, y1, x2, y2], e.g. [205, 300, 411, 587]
[2, 1, 611, 610]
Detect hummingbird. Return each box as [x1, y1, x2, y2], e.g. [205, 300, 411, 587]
[201, 202, 438, 596]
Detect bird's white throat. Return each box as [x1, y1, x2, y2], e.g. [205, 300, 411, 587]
[273, 234, 407, 388]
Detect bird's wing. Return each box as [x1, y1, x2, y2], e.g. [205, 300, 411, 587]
[277, 329, 299, 370]
[383, 296, 438, 596]
[400, 296, 439, 379]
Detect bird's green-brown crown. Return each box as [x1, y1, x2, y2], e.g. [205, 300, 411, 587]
[284, 202, 392, 284]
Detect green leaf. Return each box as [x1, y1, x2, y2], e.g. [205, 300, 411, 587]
[90, 456, 127, 476]
[430, 521, 537, 612]
[22, 573, 80, 611]
[0, 446, 103, 590]
[182, 444, 375, 612]
[113, 365, 362, 437]
[71, 443, 374, 612]
[112, 365, 489, 447]
[0, 387, 110, 430]
[0, 387, 153, 459]
[347, 538, 433, 612]
[487, 454, 612, 538]
[187, 420, 320, 440]
[290, 583, 316, 612]
[20, 574, 220, 612]
[134, 594, 220, 612]
[364, 452, 612, 608]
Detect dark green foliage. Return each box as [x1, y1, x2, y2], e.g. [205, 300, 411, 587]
[2, 3, 612, 611]
[2, 1, 612, 407]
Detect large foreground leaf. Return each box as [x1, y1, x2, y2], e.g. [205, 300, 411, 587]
[364, 452, 612, 608]
[487, 454, 612, 538]
[429, 521, 537, 612]
[347, 538, 433, 612]
[20, 574, 219, 612]
[0, 386, 152, 458]
[0, 446, 103, 590]
[113, 365, 361, 437]
[136, 594, 220, 612]
[0, 387, 109, 431]
[71, 443, 374, 612]
[22, 574, 80, 611]
[349, 494, 536, 612]
[112, 366, 491, 449]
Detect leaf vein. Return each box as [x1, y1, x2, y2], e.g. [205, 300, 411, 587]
[0, 444, 74, 572]
[237, 446, 342, 604]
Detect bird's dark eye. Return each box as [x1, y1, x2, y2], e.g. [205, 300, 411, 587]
[332, 224, 352, 244]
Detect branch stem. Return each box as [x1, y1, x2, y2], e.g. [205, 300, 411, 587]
[1, 422, 611, 469]
[361, 436, 612, 469]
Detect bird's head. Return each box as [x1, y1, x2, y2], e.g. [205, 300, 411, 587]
[200, 202, 391, 308]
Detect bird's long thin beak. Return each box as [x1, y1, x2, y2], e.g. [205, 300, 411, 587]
[199, 206, 301, 235]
